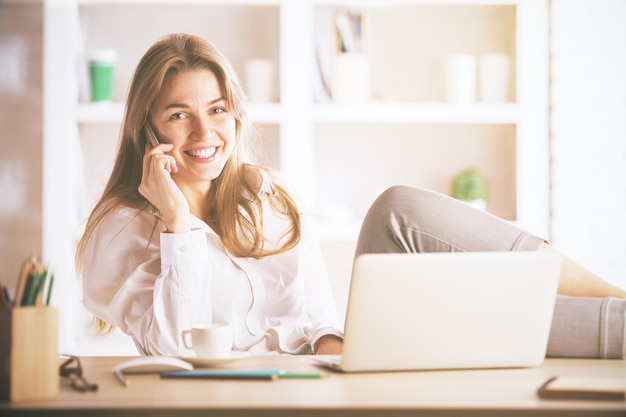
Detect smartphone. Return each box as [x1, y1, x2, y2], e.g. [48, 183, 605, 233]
[146, 123, 160, 147]
[538, 376, 625, 401]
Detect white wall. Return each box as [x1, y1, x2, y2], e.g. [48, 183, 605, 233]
[550, 0, 626, 290]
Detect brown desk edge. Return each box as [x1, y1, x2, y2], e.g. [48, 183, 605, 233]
[1, 355, 625, 416]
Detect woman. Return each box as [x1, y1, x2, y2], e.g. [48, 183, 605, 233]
[76, 33, 625, 358]
[76, 33, 342, 356]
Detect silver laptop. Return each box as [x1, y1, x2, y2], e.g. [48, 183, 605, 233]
[315, 251, 561, 372]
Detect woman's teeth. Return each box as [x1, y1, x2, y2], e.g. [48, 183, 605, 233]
[186, 147, 216, 158]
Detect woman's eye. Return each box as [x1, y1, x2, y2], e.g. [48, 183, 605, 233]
[170, 112, 185, 120]
[212, 107, 226, 114]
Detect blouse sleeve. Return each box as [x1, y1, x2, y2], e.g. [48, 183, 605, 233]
[81, 207, 213, 356]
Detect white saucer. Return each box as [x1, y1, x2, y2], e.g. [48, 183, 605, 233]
[179, 351, 251, 367]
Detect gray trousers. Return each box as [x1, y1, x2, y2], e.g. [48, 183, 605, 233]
[355, 185, 625, 359]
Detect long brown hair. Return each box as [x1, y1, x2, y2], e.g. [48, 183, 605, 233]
[76, 33, 301, 331]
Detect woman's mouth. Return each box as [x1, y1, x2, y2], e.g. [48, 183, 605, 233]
[185, 147, 217, 159]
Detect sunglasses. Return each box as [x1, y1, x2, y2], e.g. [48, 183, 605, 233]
[59, 355, 98, 393]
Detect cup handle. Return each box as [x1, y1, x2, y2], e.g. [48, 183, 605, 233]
[182, 330, 193, 349]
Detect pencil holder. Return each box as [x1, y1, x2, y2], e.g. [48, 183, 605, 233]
[0, 307, 59, 402]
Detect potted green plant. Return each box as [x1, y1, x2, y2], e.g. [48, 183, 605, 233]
[451, 168, 489, 210]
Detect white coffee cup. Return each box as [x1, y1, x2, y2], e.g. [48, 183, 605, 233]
[182, 324, 233, 358]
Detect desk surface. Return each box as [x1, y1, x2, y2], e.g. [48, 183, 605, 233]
[1, 355, 625, 416]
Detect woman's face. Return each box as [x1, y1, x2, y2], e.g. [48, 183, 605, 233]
[150, 69, 237, 189]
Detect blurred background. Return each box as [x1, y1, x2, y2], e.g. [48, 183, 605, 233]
[1, 0, 625, 355]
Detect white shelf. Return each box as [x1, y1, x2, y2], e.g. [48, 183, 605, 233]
[312, 0, 520, 5]
[76, 102, 124, 124]
[311, 102, 518, 124]
[77, 101, 518, 125]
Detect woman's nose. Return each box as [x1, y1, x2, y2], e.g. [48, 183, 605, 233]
[192, 117, 216, 141]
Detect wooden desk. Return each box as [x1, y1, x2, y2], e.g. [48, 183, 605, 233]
[1, 355, 624, 416]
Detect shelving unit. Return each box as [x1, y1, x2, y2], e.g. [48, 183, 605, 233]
[71, 0, 548, 235]
[44, 0, 548, 353]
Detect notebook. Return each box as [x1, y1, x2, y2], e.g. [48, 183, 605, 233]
[315, 251, 562, 373]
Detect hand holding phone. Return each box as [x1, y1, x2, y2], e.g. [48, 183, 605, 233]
[139, 123, 189, 232]
[144, 123, 177, 175]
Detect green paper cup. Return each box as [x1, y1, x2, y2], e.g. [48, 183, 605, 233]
[88, 49, 118, 102]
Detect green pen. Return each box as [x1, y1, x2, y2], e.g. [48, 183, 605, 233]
[278, 372, 329, 379]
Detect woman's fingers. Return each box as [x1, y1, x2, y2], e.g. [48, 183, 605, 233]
[144, 143, 177, 173]
[146, 142, 173, 154]
[138, 143, 189, 231]
[151, 153, 178, 174]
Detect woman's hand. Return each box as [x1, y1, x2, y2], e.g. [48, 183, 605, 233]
[138, 143, 190, 233]
[314, 335, 343, 355]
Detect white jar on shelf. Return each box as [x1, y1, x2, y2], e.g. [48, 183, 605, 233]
[444, 54, 477, 105]
[478, 53, 511, 103]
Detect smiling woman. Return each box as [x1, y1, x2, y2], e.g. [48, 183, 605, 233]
[75, 33, 341, 356]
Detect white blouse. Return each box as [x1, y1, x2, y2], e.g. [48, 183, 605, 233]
[81, 190, 343, 356]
